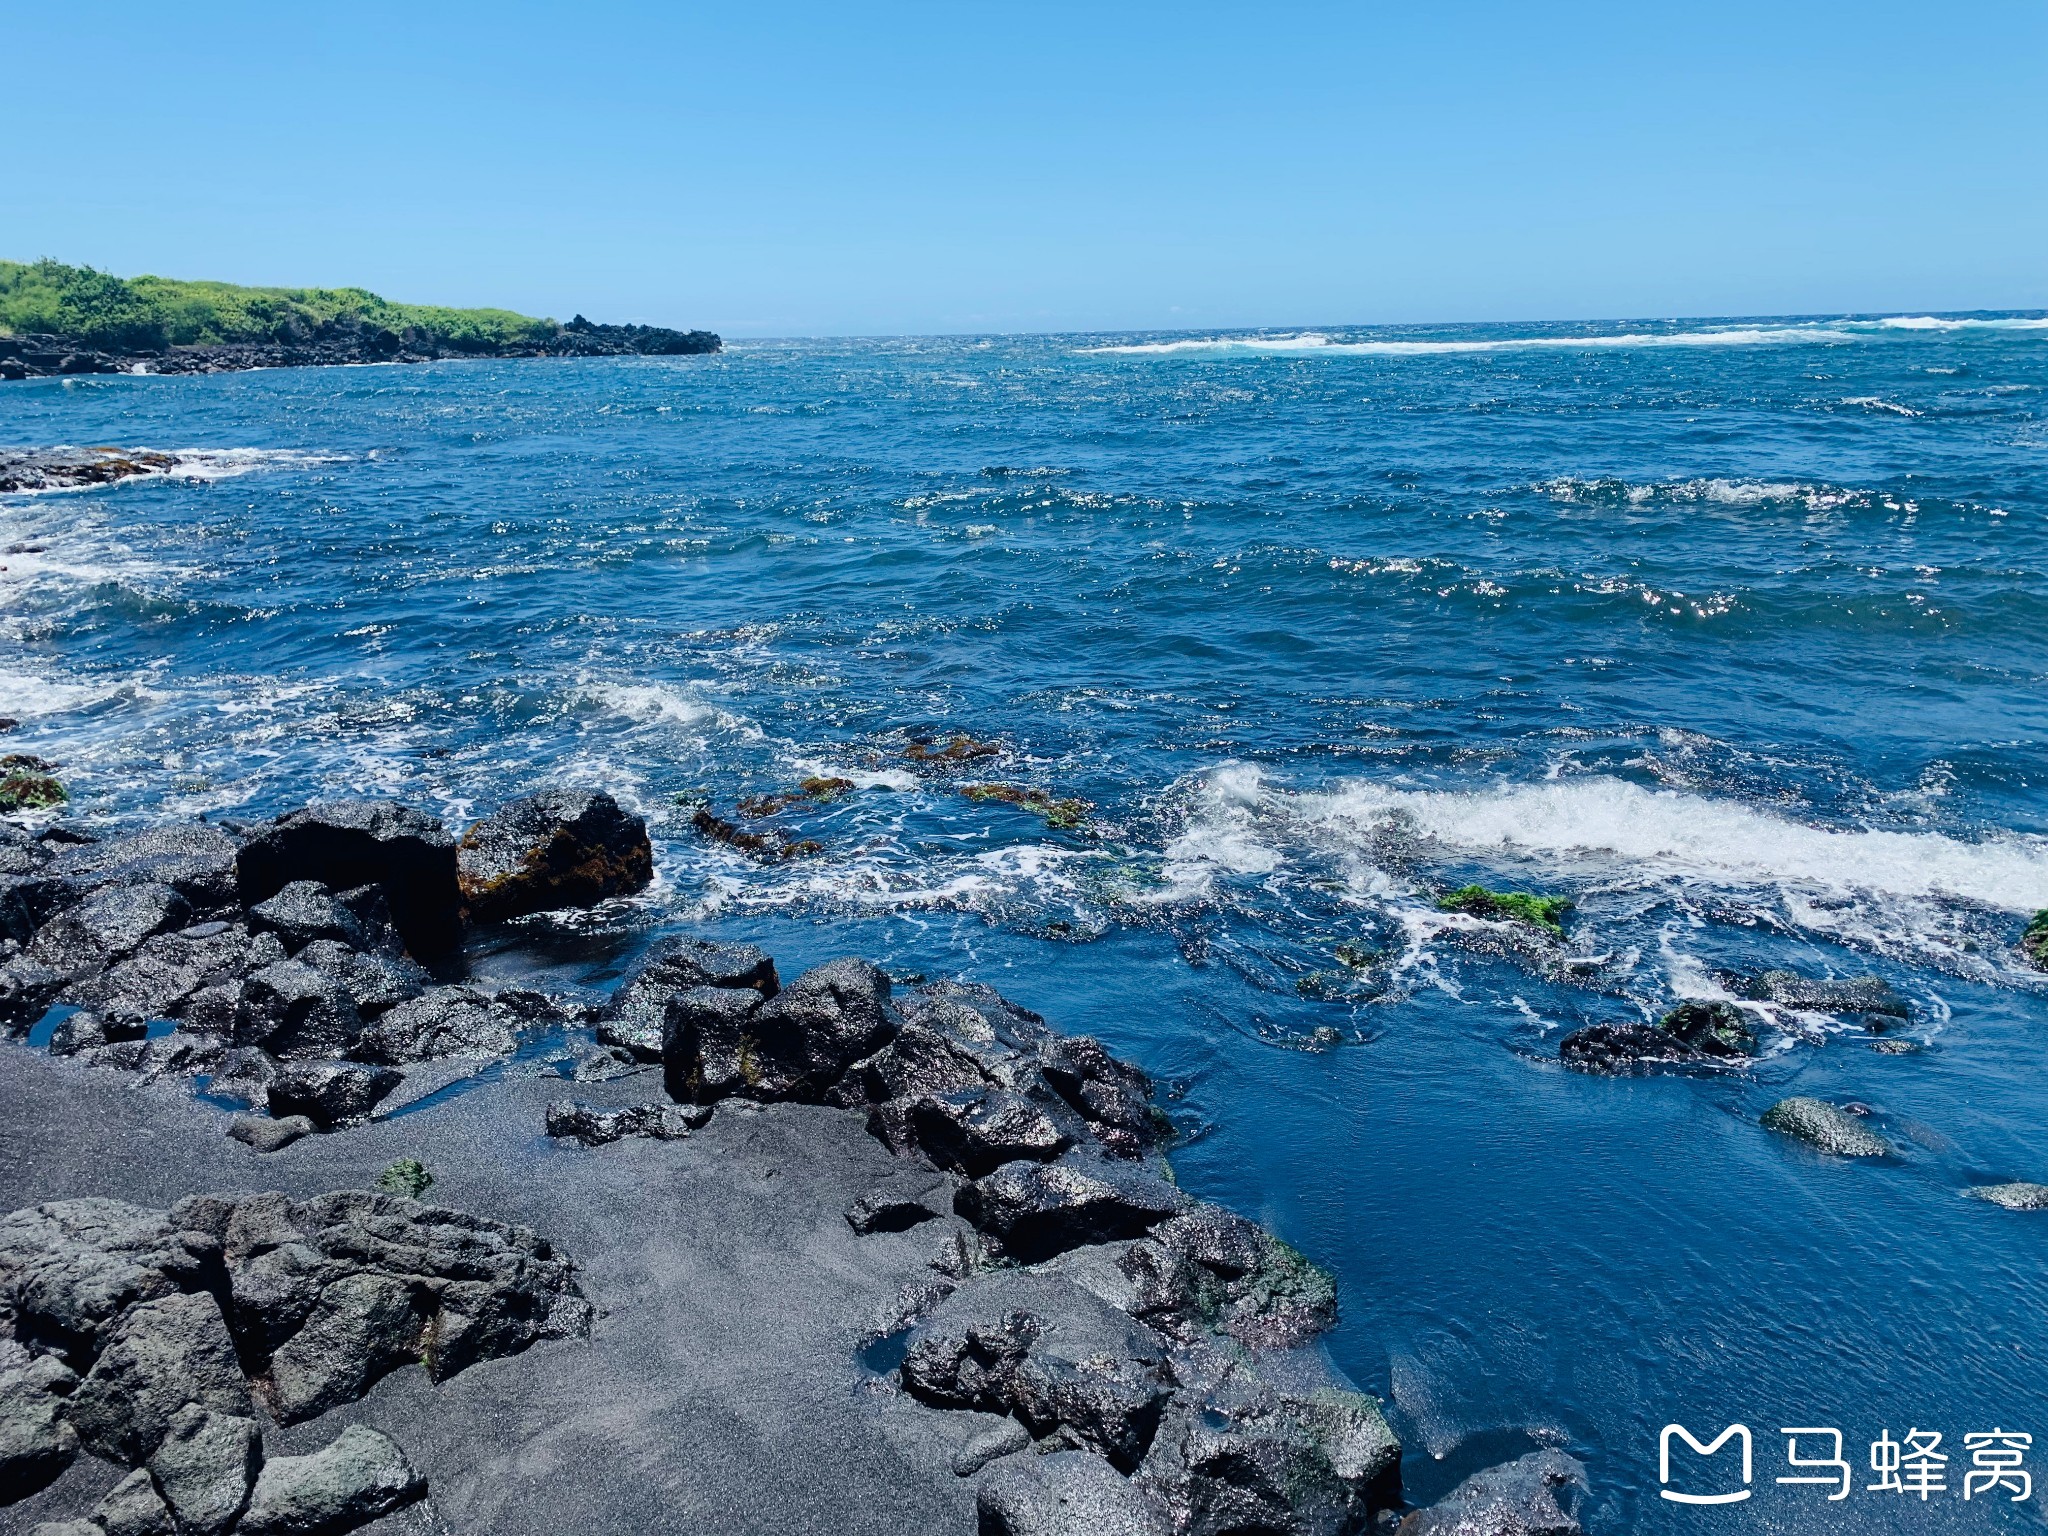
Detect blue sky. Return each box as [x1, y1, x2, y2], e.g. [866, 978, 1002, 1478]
[6, 1, 2044, 336]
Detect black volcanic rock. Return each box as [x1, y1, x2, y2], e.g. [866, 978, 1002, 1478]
[236, 802, 463, 959]
[598, 936, 780, 1059]
[457, 789, 653, 924]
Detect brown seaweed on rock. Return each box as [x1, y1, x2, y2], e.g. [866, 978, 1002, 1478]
[690, 806, 821, 861]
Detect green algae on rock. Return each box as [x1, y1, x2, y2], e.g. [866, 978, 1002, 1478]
[962, 782, 1091, 831]
[2021, 910, 2048, 971]
[1656, 1000, 1757, 1058]
[375, 1158, 434, 1198]
[1436, 884, 1571, 936]
[0, 769, 67, 812]
[1761, 1097, 1893, 1158]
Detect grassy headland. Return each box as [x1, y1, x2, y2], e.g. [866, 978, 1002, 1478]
[0, 258, 559, 352]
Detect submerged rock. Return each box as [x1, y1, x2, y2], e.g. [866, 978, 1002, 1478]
[1761, 1097, 1893, 1158]
[2022, 912, 2048, 972]
[1396, 1449, 1587, 1536]
[457, 788, 653, 925]
[1656, 1000, 1757, 1057]
[1437, 885, 1571, 936]
[1964, 1182, 2048, 1211]
[236, 802, 462, 959]
[1734, 969, 1910, 1019]
[1557, 1022, 1705, 1075]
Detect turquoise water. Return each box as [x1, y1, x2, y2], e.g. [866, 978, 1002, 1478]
[5, 314, 2048, 1530]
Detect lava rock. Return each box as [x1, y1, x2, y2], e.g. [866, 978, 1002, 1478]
[48, 1010, 139, 1055]
[738, 956, 901, 1102]
[660, 984, 768, 1099]
[977, 1450, 1170, 1536]
[902, 1272, 1174, 1472]
[1151, 1204, 1267, 1281]
[237, 961, 365, 1059]
[217, 1189, 589, 1391]
[457, 788, 653, 924]
[1557, 1022, 1707, 1075]
[27, 883, 191, 978]
[268, 1273, 427, 1422]
[1396, 1449, 1587, 1536]
[66, 1290, 254, 1464]
[293, 940, 426, 1020]
[957, 1155, 1188, 1265]
[353, 986, 516, 1065]
[544, 1100, 710, 1145]
[1656, 1000, 1757, 1057]
[1737, 969, 1910, 1018]
[266, 1060, 403, 1127]
[1761, 1097, 1893, 1158]
[953, 1416, 1031, 1477]
[598, 936, 779, 1059]
[236, 802, 462, 959]
[1964, 1182, 2048, 1210]
[237, 1425, 423, 1536]
[248, 882, 365, 952]
[0, 1350, 79, 1500]
[71, 923, 286, 1026]
[228, 1115, 316, 1154]
[846, 1184, 946, 1235]
[46, 824, 241, 910]
[0, 957, 64, 1033]
[146, 1404, 260, 1536]
[896, 1087, 1074, 1177]
[0, 1198, 219, 1360]
[91, 1466, 174, 1535]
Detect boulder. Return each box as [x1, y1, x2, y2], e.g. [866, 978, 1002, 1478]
[845, 1172, 950, 1234]
[218, 1189, 588, 1391]
[0, 1351, 79, 1500]
[977, 1451, 1171, 1536]
[91, 1466, 174, 1536]
[0, 1197, 218, 1360]
[457, 788, 653, 924]
[353, 987, 515, 1065]
[544, 1100, 709, 1145]
[901, 1272, 1173, 1472]
[1031, 1241, 1205, 1338]
[247, 882, 365, 952]
[66, 1290, 253, 1464]
[1557, 1022, 1706, 1075]
[734, 956, 899, 1102]
[146, 1404, 260, 1536]
[237, 962, 364, 1059]
[266, 1061, 403, 1127]
[236, 803, 462, 958]
[47, 1010, 138, 1055]
[957, 1155, 1188, 1264]
[598, 936, 779, 1059]
[237, 1425, 423, 1536]
[890, 1088, 1073, 1177]
[661, 984, 767, 1099]
[229, 1115, 316, 1154]
[1139, 1383, 1394, 1536]
[1736, 969, 1909, 1018]
[1761, 1097, 1893, 1158]
[27, 883, 191, 979]
[293, 940, 426, 1020]
[1396, 1449, 1587, 1536]
[268, 1273, 426, 1422]
[46, 825, 240, 910]
[953, 1416, 1031, 1477]
[0, 958, 64, 1034]
[70, 923, 286, 1026]
[1656, 1000, 1756, 1057]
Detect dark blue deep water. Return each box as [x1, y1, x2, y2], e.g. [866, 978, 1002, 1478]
[6, 315, 2048, 1531]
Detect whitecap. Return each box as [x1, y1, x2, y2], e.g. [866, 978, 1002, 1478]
[1840, 396, 1920, 417]
[1082, 326, 1858, 358]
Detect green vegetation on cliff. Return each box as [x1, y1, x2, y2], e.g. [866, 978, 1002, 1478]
[0, 258, 556, 352]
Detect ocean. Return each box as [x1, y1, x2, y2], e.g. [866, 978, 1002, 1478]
[5, 313, 2047, 1531]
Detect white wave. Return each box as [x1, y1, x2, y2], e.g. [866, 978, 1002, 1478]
[1082, 326, 1857, 358]
[1293, 775, 2048, 913]
[1874, 315, 2048, 332]
[582, 681, 720, 728]
[1841, 396, 1920, 417]
[1536, 476, 1864, 511]
[0, 670, 137, 716]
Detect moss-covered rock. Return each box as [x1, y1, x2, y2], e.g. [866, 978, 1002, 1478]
[962, 783, 1091, 832]
[0, 770, 67, 812]
[2021, 910, 2048, 972]
[374, 1159, 433, 1198]
[1436, 884, 1570, 936]
[1657, 1000, 1756, 1057]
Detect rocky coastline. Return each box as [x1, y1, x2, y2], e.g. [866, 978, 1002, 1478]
[1, 793, 1584, 1536]
[0, 314, 718, 382]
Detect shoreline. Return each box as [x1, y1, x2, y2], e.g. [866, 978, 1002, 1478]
[0, 794, 1576, 1536]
